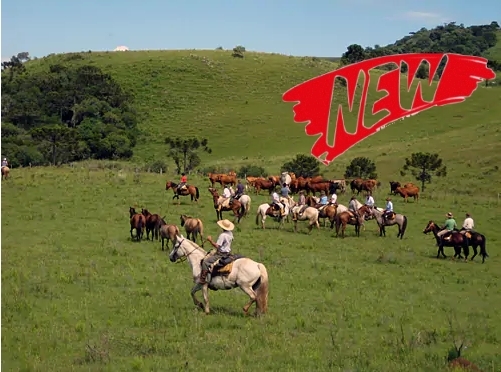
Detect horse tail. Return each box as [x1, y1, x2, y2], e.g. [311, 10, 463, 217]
[197, 219, 205, 245]
[239, 204, 246, 218]
[195, 187, 200, 199]
[255, 211, 260, 226]
[253, 264, 269, 315]
[401, 215, 408, 237]
[480, 235, 489, 259]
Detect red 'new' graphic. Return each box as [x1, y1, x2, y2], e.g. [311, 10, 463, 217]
[282, 53, 495, 165]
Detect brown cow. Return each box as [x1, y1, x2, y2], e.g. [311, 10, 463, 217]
[350, 178, 364, 194]
[306, 181, 331, 196]
[216, 173, 237, 188]
[208, 173, 222, 187]
[351, 178, 380, 194]
[268, 175, 281, 187]
[394, 185, 420, 203]
[308, 175, 325, 184]
[390, 181, 416, 195]
[253, 178, 276, 194]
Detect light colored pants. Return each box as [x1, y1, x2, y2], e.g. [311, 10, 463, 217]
[437, 229, 451, 237]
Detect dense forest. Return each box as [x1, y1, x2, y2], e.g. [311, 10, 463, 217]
[1, 56, 138, 167]
[340, 21, 501, 77]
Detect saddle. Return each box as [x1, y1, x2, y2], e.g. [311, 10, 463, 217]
[384, 212, 395, 221]
[211, 254, 245, 277]
[318, 205, 327, 212]
[219, 198, 231, 210]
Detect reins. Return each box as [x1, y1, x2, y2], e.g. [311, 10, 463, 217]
[173, 238, 207, 264]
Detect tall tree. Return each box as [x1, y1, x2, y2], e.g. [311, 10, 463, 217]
[344, 157, 378, 179]
[165, 137, 212, 174]
[30, 125, 79, 165]
[281, 154, 320, 178]
[400, 152, 447, 191]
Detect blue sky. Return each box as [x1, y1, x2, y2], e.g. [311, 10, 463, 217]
[1, 0, 498, 61]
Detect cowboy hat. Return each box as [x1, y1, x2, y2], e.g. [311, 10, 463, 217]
[386, 197, 391, 201]
[465, 213, 471, 217]
[446, 212, 453, 217]
[217, 219, 234, 231]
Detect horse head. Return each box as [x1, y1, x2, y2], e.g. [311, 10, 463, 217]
[169, 235, 186, 262]
[129, 207, 136, 218]
[423, 220, 436, 234]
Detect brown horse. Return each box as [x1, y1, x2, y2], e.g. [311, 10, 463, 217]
[317, 204, 338, 229]
[180, 214, 205, 246]
[1, 166, 10, 180]
[208, 188, 245, 223]
[158, 218, 180, 251]
[141, 208, 162, 241]
[334, 206, 366, 238]
[165, 181, 200, 204]
[463, 231, 489, 263]
[129, 207, 146, 241]
[422, 221, 469, 260]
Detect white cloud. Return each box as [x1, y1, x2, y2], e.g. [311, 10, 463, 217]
[400, 11, 450, 23]
[1, 57, 11, 62]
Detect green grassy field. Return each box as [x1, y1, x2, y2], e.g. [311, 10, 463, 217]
[3, 42, 501, 371]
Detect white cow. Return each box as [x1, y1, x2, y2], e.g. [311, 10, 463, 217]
[280, 172, 292, 186]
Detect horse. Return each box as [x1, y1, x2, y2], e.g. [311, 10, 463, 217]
[141, 208, 162, 241]
[255, 202, 290, 229]
[165, 181, 200, 204]
[463, 231, 489, 263]
[180, 214, 205, 246]
[291, 206, 320, 233]
[208, 188, 245, 223]
[158, 218, 180, 251]
[129, 207, 146, 241]
[229, 188, 252, 218]
[366, 207, 408, 239]
[1, 166, 10, 180]
[317, 204, 338, 228]
[169, 235, 269, 316]
[422, 221, 469, 260]
[334, 205, 367, 238]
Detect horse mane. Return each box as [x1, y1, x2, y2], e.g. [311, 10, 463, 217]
[178, 235, 206, 253]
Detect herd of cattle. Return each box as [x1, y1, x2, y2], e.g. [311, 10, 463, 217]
[207, 171, 421, 201]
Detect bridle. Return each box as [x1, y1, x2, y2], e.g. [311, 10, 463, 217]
[171, 238, 202, 264]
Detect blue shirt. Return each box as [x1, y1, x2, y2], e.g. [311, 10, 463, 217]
[236, 184, 244, 193]
[320, 196, 328, 205]
[386, 201, 393, 212]
[280, 187, 289, 197]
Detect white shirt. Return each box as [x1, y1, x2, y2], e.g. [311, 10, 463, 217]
[330, 194, 337, 204]
[272, 192, 280, 202]
[216, 231, 233, 253]
[386, 201, 393, 211]
[1, 160, 7, 167]
[462, 217, 474, 230]
[223, 188, 231, 198]
[365, 196, 374, 206]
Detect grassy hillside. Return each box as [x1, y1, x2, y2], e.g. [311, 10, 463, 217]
[23, 48, 501, 195]
[2, 166, 501, 371]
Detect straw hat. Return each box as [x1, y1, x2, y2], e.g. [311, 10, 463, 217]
[446, 212, 453, 218]
[217, 219, 235, 231]
[386, 197, 391, 201]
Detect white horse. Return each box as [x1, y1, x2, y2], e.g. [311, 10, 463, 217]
[291, 206, 320, 233]
[169, 235, 269, 316]
[280, 171, 292, 186]
[255, 202, 290, 229]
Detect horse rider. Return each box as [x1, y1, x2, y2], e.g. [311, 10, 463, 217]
[437, 212, 458, 246]
[271, 190, 285, 216]
[365, 191, 375, 211]
[234, 180, 245, 200]
[1, 157, 8, 168]
[297, 190, 307, 216]
[460, 213, 475, 234]
[280, 183, 291, 205]
[199, 219, 234, 284]
[314, 190, 328, 209]
[177, 172, 188, 191]
[223, 185, 232, 200]
[329, 191, 338, 206]
[348, 196, 359, 218]
[382, 197, 393, 223]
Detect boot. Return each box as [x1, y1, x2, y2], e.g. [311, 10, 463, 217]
[199, 269, 209, 284]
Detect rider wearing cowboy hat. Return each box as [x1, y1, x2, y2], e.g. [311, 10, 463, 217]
[199, 219, 235, 284]
[383, 197, 393, 222]
[437, 212, 457, 247]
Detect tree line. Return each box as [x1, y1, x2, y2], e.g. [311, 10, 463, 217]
[340, 21, 501, 80]
[1, 53, 138, 167]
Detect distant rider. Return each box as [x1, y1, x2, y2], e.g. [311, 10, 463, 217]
[271, 190, 285, 215]
[348, 196, 359, 217]
[177, 172, 188, 191]
[382, 197, 393, 222]
[365, 191, 375, 211]
[1, 157, 8, 168]
[329, 191, 338, 206]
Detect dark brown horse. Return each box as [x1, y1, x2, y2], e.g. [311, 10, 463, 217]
[141, 208, 162, 241]
[129, 207, 146, 241]
[165, 181, 200, 204]
[422, 221, 469, 260]
[208, 188, 245, 223]
[462, 231, 489, 263]
[334, 206, 366, 238]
